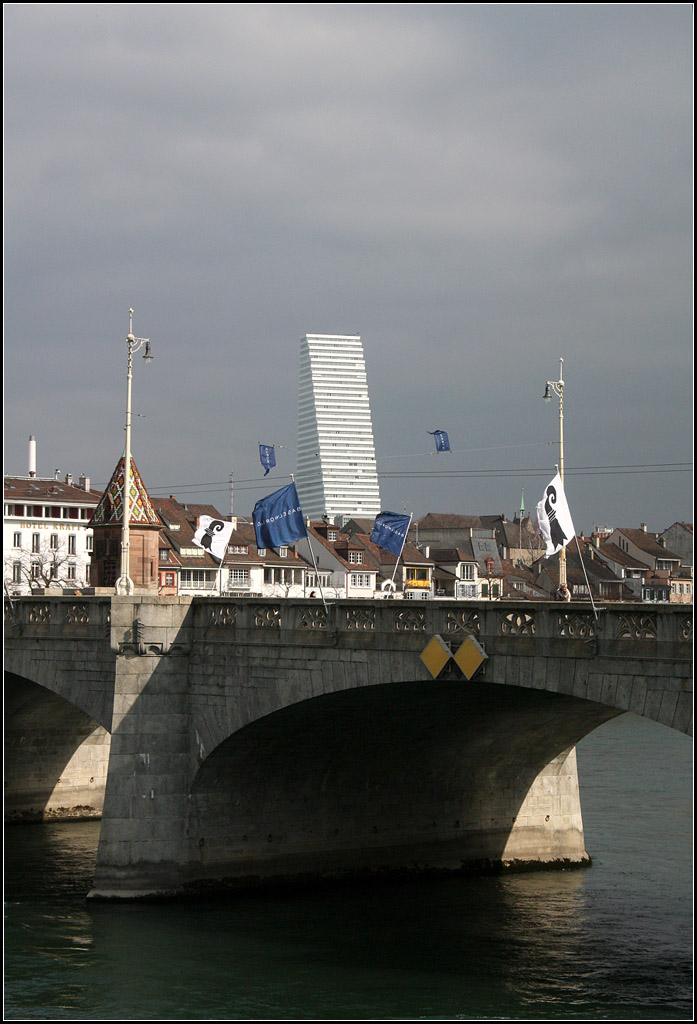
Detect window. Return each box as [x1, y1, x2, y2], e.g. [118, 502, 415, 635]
[68, 535, 77, 555]
[67, 564, 77, 580]
[31, 562, 41, 579]
[327, 530, 338, 541]
[32, 533, 41, 553]
[12, 562, 22, 583]
[228, 568, 250, 584]
[229, 545, 248, 555]
[350, 573, 371, 588]
[160, 549, 170, 562]
[406, 568, 429, 582]
[349, 551, 363, 564]
[279, 546, 288, 558]
[85, 565, 91, 584]
[306, 573, 330, 589]
[13, 532, 21, 548]
[165, 573, 175, 587]
[258, 548, 266, 557]
[460, 564, 475, 581]
[86, 535, 93, 552]
[50, 534, 59, 550]
[180, 569, 215, 589]
[264, 567, 298, 585]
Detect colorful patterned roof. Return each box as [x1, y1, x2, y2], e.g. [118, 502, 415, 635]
[91, 455, 161, 526]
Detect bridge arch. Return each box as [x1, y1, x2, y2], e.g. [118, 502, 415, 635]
[5, 671, 111, 821]
[185, 679, 622, 888]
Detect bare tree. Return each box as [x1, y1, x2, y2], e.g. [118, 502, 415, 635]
[4, 540, 86, 595]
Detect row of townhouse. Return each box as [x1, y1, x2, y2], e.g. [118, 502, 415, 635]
[151, 509, 510, 602]
[4, 457, 692, 604]
[588, 524, 693, 604]
[406, 512, 692, 604]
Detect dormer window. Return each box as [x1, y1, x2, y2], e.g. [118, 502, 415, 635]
[327, 530, 338, 541]
[258, 548, 267, 557]
[279, 546, 288, 558]
[349, 551, 363, 564]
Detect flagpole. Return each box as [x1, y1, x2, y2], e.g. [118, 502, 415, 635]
[544, 358, 566, 589]
[574, 535, 599, 622]
[389, 513, 413, 594]
[305, 532, 329, 612]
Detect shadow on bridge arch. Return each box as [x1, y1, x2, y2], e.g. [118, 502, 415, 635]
[185, 679, 622, 889]
[5, 670, 111, 822]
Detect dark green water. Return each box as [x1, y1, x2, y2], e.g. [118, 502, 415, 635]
[4, 713, 692, 1020]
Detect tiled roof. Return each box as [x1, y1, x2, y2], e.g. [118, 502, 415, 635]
[349, 533, 434, 569]
[417, 513, 483, 529]
[426, 546, 477, 564]
[4, 476, 101, 504]
[91, 456, 161, 526]
[597, 542, 650, 569]
[617, 528, 681, 560]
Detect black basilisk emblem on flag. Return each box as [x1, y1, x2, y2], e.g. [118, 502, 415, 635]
[544, 484, 568, 549]
[199, 520, 225, 552]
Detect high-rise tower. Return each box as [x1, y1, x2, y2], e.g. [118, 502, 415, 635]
[296, 334, 381, 521]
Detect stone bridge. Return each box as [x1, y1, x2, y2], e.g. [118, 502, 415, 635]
[4, 595, 692, 899]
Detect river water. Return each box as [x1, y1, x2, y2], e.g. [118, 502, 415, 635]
[4, 712, 692, 1020]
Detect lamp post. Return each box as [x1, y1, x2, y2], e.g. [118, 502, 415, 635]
[115, 309, 153, 595]
[543, 357, 566, 589]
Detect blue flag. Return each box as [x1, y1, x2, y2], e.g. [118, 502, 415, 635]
[253, 482, 308, 549]
[370, 511, 411, 557]
[429, 430, 450, 453]
[259, 444, 276, 476]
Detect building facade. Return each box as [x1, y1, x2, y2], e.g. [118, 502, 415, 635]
[4, 474, 100, 595]
[296, 333, 381, 521]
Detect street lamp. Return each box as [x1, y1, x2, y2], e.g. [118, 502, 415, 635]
[115, 308, 153, 595]
[543, 357, 566, 588]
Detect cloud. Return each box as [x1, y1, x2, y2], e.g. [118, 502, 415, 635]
[4, 3, 692, 532]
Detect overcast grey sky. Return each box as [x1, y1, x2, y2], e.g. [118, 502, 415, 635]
[4, 3, 693, 534]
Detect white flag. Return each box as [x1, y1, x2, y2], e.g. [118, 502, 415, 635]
[192, 516, 235, 563]
[536, 474, 575, 557]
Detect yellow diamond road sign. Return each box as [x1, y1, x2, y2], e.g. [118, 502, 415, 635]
[453, 635, 488, 680]
[419, 634, 452, 678]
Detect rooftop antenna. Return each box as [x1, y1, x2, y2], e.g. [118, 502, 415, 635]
[229, 467, 234, 518]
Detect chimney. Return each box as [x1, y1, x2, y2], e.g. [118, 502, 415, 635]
[169, 495, 177, 501]
[501, 513, 506, 523]
[79, 474, 91, 492]
[640, 523, 648, 532]
[65, 473, 73, 486]
[54, 468, 60, 481]
[28, 435, 37, 477]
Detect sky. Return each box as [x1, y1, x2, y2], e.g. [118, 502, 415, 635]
[4, 3, 693, 536]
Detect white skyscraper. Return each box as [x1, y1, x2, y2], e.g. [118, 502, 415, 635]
[296, 334, 381, 521]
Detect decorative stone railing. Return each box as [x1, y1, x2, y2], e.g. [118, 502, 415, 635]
[4, 596, 692, 650]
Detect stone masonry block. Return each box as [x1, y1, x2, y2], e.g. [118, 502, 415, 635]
[656, 690, 679, 728]
[629, 676, 648, 715]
